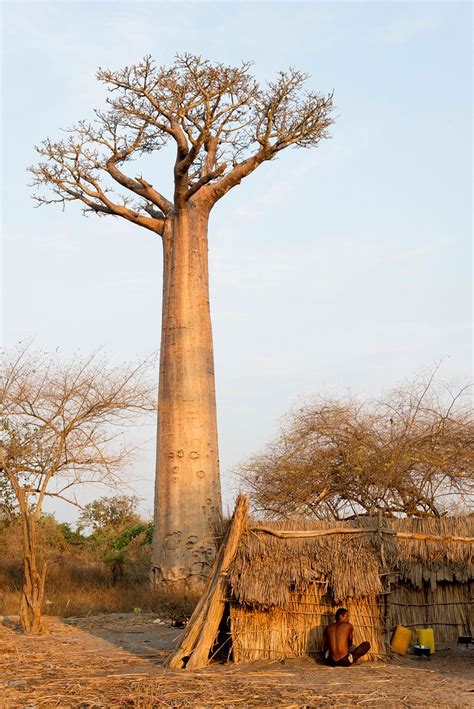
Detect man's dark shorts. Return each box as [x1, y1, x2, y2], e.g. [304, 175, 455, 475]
[326, 641, 371, 667]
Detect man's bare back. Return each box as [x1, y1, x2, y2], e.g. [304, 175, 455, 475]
[322, 608, 371, 667]
[325, 619, 353, 660]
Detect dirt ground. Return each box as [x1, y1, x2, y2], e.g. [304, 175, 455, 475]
[0, 613, 473, 708]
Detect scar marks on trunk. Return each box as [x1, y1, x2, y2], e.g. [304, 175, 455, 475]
[164, 531, 182, 550]
[184, 535, 214, 569]
[185, 535, 198, 549]
[165, 532, 212, 556]
[168, 449, 200, 459]
[167, 448, 214, 490]
[171, 465, 180, 483]
[167, 449, 184, 458]
[169, 451, 182, 481]
[191, 544, 215, 563]
[199, 497, 216, 529]
[168, 449, 206, 481]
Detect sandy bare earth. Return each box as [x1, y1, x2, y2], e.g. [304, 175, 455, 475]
[0, 613, 473, 708]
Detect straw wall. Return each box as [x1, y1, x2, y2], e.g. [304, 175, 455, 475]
[230, 586, 384, 663]
[390, 581, 473, 645]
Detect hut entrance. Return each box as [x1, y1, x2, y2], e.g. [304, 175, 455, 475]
[210, 601, 233, 663]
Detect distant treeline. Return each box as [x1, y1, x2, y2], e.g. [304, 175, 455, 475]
[0, 496, 193, 618]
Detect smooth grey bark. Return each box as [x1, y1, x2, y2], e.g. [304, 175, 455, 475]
[151, 202, 222, 586]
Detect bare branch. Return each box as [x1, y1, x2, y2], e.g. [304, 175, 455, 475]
[237, 372, 474, 519]
[30, 54, 334, 217]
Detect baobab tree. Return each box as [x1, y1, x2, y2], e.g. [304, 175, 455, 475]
[30, 55, 334, 588]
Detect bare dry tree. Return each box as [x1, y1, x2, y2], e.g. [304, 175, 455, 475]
[238, 373, 474, 520]
[0, 345, 155, 633]
[29, 54, 334, 586]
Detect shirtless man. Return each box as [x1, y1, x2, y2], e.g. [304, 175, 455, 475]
[322, 608, 370, 666]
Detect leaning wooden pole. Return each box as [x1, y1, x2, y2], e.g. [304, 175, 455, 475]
[165, 494, 249, 669]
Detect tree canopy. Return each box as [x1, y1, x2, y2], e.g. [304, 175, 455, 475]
[239, 373, 474, 519]
[30, 54, 334, 228]
[0, 475, 16, 521]
[78, 495, 142, 534]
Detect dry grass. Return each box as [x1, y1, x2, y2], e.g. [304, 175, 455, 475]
[0, 540, 196, 619]
[1, 614, 473, 708]
[0, 584, 197, 620]
[0, 524, 197, 620]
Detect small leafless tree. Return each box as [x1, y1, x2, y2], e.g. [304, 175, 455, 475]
[29, 54, 334, 585]
[0, 346, 155, 633]
[239, 373, 474, 520]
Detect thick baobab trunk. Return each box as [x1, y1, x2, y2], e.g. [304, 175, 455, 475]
[152, 202, 222, 588]
[20, 514, 46, 634]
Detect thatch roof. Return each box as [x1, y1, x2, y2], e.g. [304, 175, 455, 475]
[229, 516, 474, 607]
[388, 516, 474, 587]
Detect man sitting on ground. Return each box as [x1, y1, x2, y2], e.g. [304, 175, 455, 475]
[322, 608, 370, 666]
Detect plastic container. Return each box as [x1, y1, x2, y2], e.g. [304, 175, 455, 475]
[390, 625, 412, 655]
[416, 628, 435, 654]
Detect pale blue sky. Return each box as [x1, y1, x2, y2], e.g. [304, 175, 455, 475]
[1, 1, 472, 520]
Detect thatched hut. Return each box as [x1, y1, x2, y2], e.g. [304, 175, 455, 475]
[167, 497, 473, 669]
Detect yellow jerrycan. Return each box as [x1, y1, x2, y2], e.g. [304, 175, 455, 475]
[390, 625, 412, 655]
[416, 628, 435, 654]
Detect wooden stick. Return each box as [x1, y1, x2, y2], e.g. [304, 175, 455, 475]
[249, 527, 474, 543]
[249, 527, 381, 538]
[394, 531, 474, 543]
